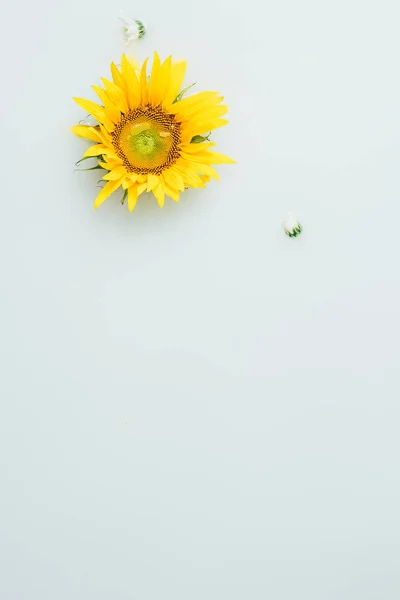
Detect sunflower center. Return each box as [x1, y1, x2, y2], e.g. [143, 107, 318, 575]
[112, 106, 181, 175]
[131, 128, 158, 157]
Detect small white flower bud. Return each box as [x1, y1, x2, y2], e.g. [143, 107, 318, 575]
[282, 212, 302, 237]
[119, 13, 146, 43]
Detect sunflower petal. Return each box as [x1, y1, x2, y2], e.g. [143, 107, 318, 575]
[152, 182, 165, 207]
[163, 61, 187, 107]
[147, 173, 159, 192]
[72, 125, 103, 143]
[91, 86, 121, 123]
[73, 97, 114, 131]
[121, 54, 141, 109]
[191, 163, 220, 181]
[190, 104, 228, 122]
[178, 158, 220, 181]
[100, 78, 129, 114]
[137, 183, 148, 196]
[94, 180, 122, 210]
[127, 184, 138, 211]
[181, 150, 236, 164]
[151, 55, 172, 106]
[163, 168, 185, 191]
[98, 124, 113, 143]
[110, 62, 125, 91]
[163, 180, 180, 202]
[83, 144, 107, 158]
[126, 173, 143, 184]
[205, 151, 236, 164]
[99, 159, 123, 170]
[140, 58, 149, 104]
[174, 164, 205, 188]
[182, 118, 229, 142]
[197, 118, 229, 132]
[167, 92, 222, 115]
[148, 52, 161, 104]
[102, 166, 127, 181]
[180, 142, 216, 154]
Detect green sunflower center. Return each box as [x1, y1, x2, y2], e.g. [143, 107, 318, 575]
[112, 106, 181, 175]
[131, 128, 159, 157]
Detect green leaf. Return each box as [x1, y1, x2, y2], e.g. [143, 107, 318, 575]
[75, 155, 95, 166]
[190, 132, 211, 144]
[75, 154, 104, 168]
[74, 164, 104, 172]
[121, 189, 128, 205]
[174, 82, 196, 103]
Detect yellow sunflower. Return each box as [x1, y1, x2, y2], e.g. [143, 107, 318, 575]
[72, 52, 235, 211]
